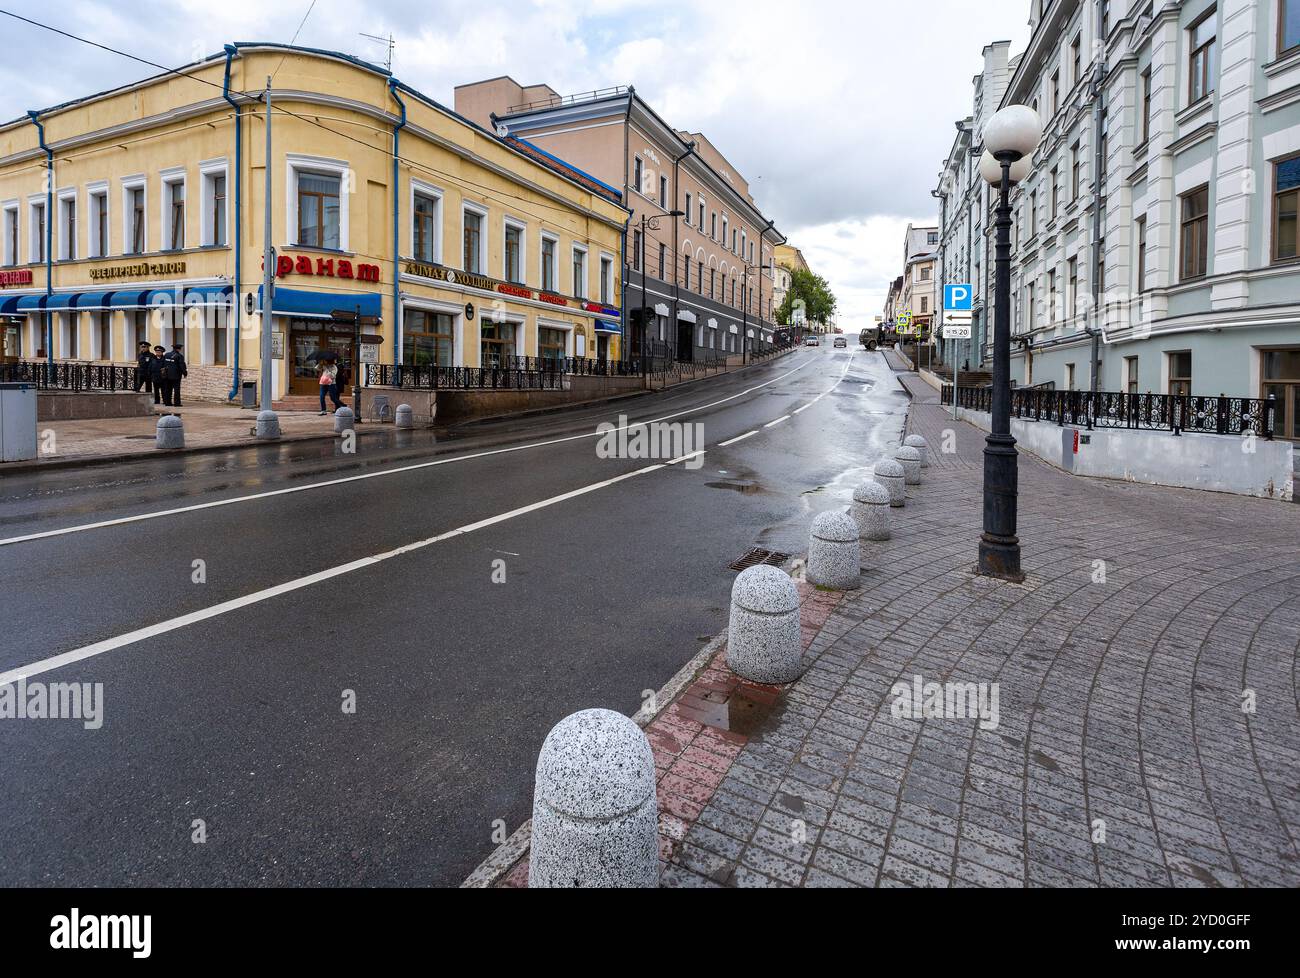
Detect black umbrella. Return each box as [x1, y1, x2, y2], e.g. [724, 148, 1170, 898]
[305, 349, 339, 362]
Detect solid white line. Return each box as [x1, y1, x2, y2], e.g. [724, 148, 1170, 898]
[718, 431, 758, 447]
[764, 415, 791, 428]
[792, 404, 813, 415]
[0, 355, 816, 549]
[0, 461, 671, 686]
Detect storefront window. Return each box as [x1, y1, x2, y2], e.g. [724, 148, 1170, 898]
[480, 321, 516, 369]
[2, 317, 21, 360]
[213, 305, 228, 367]
[297, 173, 341, 249]
[1263, 348, 1300, 440]
[403, 309, 453, 367]
[538, 326, 567, 362]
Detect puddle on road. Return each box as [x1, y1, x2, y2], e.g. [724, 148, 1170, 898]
[692, 686, 787, 737]
[705, 480, 765, 495]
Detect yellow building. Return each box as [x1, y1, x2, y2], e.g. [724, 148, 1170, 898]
[0, 44, 629, 402]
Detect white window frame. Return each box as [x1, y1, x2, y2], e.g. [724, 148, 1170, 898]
[402, 296, 466, 367]
[91, 309, 112, 361]
[2, 201, 19, 267]
[599, 251, 615, 305]
[572, 244, 589, 299]
[56, 188, 77, 261]
[87, 182, 109, 259]
[461, 200, 488, 274]
[536, 318, 575, 358]
[539, 231, 559, 293]
[28, 194, 46, 264]
[503, 216, 527, 285]
[121, 176, 147, 255]
[285, 154, 351, 252]
[198, 159, 229, 248]
[409, 178, 444, 264]
[698, 194, 706, 231]
[161, 167, 186, 252]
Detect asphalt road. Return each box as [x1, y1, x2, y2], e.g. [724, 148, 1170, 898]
[0, 346, 907, 886]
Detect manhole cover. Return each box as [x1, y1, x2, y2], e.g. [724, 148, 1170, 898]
[728, 548, 791, 572]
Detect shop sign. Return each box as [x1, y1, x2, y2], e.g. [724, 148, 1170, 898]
[405, 259, 552, 303]
[497, 283, 533, 299]
[538, 292, 569, 307]
[90, 260, 187, 281]
[359, 343, 380, 364]
[276, 254, 380, 283]
[583, 302, 620, 318]
[0, 268, 33, 288]
[271, 331, 285, 360]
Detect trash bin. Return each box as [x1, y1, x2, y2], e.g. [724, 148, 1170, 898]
[241, 381, 257, 409]
[0, 382, 38, 462]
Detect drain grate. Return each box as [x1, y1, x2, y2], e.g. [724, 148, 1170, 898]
[729, 548, 791, 572]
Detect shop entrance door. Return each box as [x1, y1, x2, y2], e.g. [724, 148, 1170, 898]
[289, 320, 355, 396]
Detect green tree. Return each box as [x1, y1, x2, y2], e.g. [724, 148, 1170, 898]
[776, 266, 837, 327]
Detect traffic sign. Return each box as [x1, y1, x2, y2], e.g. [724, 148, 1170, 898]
[943, 321, 972, 339]
[944, 284, 973, 311]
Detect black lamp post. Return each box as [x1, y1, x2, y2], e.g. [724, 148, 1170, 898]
[637, 210, 683, 367]
[976, 105, 1042, 583]
[741, 262, 773, 363]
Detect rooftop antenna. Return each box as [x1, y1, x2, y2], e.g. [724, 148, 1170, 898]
[359, 31, 394, 72]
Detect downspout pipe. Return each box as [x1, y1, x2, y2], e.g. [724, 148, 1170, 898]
[222, 44, 244, 400]
[620, 89, 633, 363]
[389, 78, 407, 373]
[26, 110, 52, 370]
[1088, 0, 1107, 394]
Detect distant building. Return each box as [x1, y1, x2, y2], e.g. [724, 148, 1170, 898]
[899, 224, 940, 337]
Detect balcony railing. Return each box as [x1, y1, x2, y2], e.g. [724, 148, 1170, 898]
[942, 385, 1276, 439]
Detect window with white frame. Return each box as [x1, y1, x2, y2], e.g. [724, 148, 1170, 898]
[88, 185, 109, 258]
[199, 162, 228, 248]
[287, 156, 349, 251]
[462, 203, 486, 273]
[541, 233, 558, 292]
[29, 198, 46, 263]
[572, 245, 588, 299]
[93, 310, 112, 361]
[162, 171, 185, 251]
[411, 183, 442, 263]
[504, 220, 525, 284]
[58, 190, 76, 261]
[659, 174, 668, 207]
[122, 178, 146, 255]
[633, 156, 644, 196]
[698, 196, 705, 230]
[599, 254, 613, 304]
[3, 203, 19, 266]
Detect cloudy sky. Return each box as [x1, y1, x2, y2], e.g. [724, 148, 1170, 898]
[0, 0, 1031, 329]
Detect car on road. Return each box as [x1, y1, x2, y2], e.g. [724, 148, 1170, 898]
[833, 336, 847, 348]
[805, 336, 820, 347]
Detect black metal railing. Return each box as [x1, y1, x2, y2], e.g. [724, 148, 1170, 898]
[366, 355, 647, 391]
[941, 385, 1276, 440]
[1, 360, 138, 392]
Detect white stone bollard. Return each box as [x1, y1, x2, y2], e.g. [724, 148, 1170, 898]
[255, 410, 281, 440]
[334, 406, 355, 434]
[528, 708, 660, 888]
[874, 458, 906, 508]
[155, 414, 184, 450]
[895, 445, 923, 486]
[904, 434, 930, 468]
[394, 403, 414, 429]
[727, 564, 803, 684]
[852, 480, 892, 541]
[807, 510, 861, 590]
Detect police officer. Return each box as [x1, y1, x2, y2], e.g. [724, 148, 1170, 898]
[134, 341, 155, 394]
[163, 343, 188, 407]
[149, 345, 168, 405]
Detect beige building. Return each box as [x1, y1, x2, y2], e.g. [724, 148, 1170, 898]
[897, 224, 939, 336]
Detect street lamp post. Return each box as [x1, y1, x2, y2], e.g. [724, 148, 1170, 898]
[976, 105, 1042, 583]
[637, 210, 683, 376]
[741, 262, 772, 363]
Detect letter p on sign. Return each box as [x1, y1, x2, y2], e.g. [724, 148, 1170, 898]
[944, 284, 973, 312]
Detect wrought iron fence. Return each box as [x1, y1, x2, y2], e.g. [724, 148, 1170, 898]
[365, 355, 646, 391]
[942, 385, 1276, 440]
[1, 360, 138, 392]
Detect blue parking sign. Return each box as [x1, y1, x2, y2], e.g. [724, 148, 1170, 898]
[944, 284, 973, 311]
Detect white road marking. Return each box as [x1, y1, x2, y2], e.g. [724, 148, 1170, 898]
[718, 431, 758, 447]
[0, 356, 817, 549]
[764, 415, 792, 428]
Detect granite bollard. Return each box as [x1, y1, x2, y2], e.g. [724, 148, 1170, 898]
[896, 445, 923, 486]
[528, 708, 659, 888]
[851, 480, 892, 541]
[727, 564, 803, 684]
[155, 414, 183, 450]
[904, 433, 930, 467]
[874, 457, 906, 507]
[806, 510, 861, 590]
[255, 410, 281, 440]
[334, 406, 355, 434]
[394, 403, 414, 429]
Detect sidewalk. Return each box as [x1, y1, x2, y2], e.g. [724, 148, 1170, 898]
[655, 373, 1300, 887]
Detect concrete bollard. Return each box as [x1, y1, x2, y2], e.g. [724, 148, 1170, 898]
[895, 445, 923, 486]
[529, 708, 660, 888]
[904, 434, 930, 468]
[255, 410, 281, 440]
[334, 406, 355, 434]
[155, 414, 184, 450]
[874, 458, 906, 507]
[727, 564, 803, 684]
[852, 480, 892, 541]
[394, 403, 414, 429]
[807, 510, 861, 590]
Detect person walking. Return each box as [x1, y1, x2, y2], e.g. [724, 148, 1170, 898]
[164, 343, 188, 407]
[318, 358, 342, 415]
[134, 341, 154, 394]
[149, 345, 168, 405]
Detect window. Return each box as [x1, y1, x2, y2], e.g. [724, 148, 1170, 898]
[1067, 258, 1078, 317]
[538, 326, 567, 362]
[403, 309, 454, 367]
[1051, 166, 1060, 217]
[1125, 356, 1139, 395]
[541, 235, 557, 292]
[413, 191, 439, 262]
[722, 217, 728, 248]
[480, 320, 516, 368]
[204, 169, 227, 247]
[1071, 141, 1083, 199]
[95, 311, 111, 362]
[600, 255, 613, 304]
[710, 212, 717, 239]
[1066, 363, 1076, 390]
[462, 207, 484, 273]
[504, 222, 524, 284]
[732, 228, 737, 252]
[1137, 215, 1149, 288]
[1140, 68, 1152, 144]
[1169, 351, 1192, 395]
[1262, 348, 1300, 439]
[1048, 270, 1058, 323]
[572, 246, 587, 299]
[213, 304, 228, 367]
[2, 205, 17, 266]
[63, 313, 78, 359]
[920, 296, 929, 314]
[659, 174, 668, 208]
[1189, 9, 1217, 104]
[683, 253, 690, 289]
[698, 199, 705, 230]
[124, 182, 146, 255]
[1098, 109, 1109, 191]
[632, 229, 642, 272]
[132, 310, 148, 349]
[1180, 185, 1210, 280]
[30, 200, 46, 263]
[1072, 35, 1082, 86]
[1103, 0, 1112, 36]
[1051, 71, 1061, 115]
[658, 242, 666, 279]
[1285, 0, 1300, 55]
[164, 176, 185, 251]
[927, 231, 939, 246]
[89, 188, 109, 258]
[1029, 189, 1038, 237]
[920, 266, 931, 281]
[633, 156, 644, 196]
[709, 267, 715, 300]
[296, 172, 340, 249]
[697, 260, 703, 294]
[59, 193, 76, 260]
[1272, 154, 1300, 263]
[684, 193, 691, 223]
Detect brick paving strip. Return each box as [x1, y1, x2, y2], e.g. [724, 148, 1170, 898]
[474, 361, 1300, 888]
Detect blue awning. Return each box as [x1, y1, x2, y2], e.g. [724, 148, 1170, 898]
[592, 317, 622, 334]
[110, 290, 151, 309]
[0, 295, 26, 315]
[73, 291, 115, 309]
[45, 293, 78, 311]
[258, 286, 381, 321]
[16, 294, 45, 311]
[185, 284, 233, 305]
[145, 288, 182, 307]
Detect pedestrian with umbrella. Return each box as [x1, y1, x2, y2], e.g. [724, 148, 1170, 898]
[310, 350, 343, 415]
